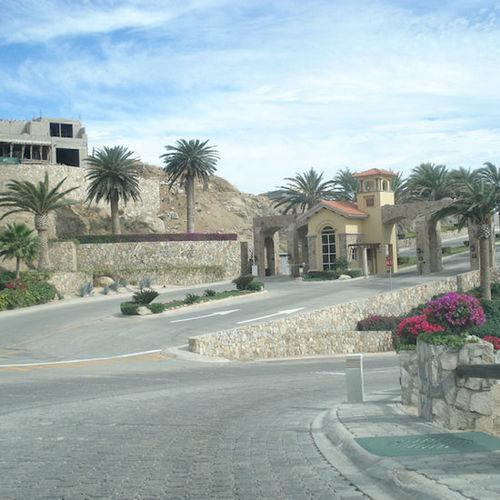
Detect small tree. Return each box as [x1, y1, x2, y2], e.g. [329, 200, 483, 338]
[0, 223, 39, 279]
[161, 139, 219, 233]
[0, 173, 77, 269]
[85, 146, 141, 235]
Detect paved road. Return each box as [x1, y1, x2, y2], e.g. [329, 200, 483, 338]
[399, 234, 470, 256]
[0, 249, 496, 365]
[0, 353, 399, 499]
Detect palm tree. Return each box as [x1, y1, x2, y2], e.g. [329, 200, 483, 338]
[0, 173, 77, 269]
[161, 139, 219, 233]
[272, 168, 334, 214]
[437, 174, 497, 299]
[391, 172, 407, 204]
[332, 168, 359, 202]
[85, 146, 141, 235]
[404, 163, 450, 201]
[0, 223, 39, 279]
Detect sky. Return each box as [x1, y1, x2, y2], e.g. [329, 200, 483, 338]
[2, 0, 500, 193]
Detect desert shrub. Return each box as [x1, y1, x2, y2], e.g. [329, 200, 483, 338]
[346, 269, 363, 278]
[109, 281, 120, 292]
[133, 289, 159, 305]
[357, 315, 401, 332]
[397, 256, 411, 266]
[204, 289, 217, 297]
[423, 292, 485, 331]
[148, 303, 167, 314]
[120, 301, 140, 315]
[233, 275, 254, 290]
[335, 257, 348, 272]
[0, 293, 7, 311]
[184, 293, 201, 304]
[102, 285, 110, 295]
[79, 282, 93, 297]
[139, 276, 153, 291]
[247, 280, 264, 291]
[396, 315, 445, 345]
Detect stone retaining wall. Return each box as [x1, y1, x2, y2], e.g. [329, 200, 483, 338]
[399, 350, 418, 406]
[189, 268, 498, 360]
[49, 239, 242, 286]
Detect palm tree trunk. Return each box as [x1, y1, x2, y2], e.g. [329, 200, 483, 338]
[186, 176, 195, 233]
[478, 222, 492, 300]
[110, 194, 121, 235]
[15, 257, 20, 280]
[35, 214, 50, 270]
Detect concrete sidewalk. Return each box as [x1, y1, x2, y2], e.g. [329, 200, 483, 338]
[313, 395, 500, 499]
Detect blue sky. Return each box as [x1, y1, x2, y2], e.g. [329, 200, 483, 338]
[2, 0, 500, 193]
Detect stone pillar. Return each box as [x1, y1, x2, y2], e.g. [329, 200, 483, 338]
[428, 219, 443, 273]
[415, 218, 442, 274]
[306, 234, 317, 272]
[399, 350, 418, 406]
[287, 226, 300, 278]
[417, 339, 495, 431]
[253, 228, 266, 278]
[361, 247, 369, 277]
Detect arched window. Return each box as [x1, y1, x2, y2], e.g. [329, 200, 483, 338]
[321, 226, 336, 271]
[382, 180, 388, 191]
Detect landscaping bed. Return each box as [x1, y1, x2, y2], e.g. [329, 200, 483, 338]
[120, 275, 264, 316]
[0, 271, 57, 311]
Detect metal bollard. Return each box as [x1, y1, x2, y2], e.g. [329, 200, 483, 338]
[345, 354, 364, 403]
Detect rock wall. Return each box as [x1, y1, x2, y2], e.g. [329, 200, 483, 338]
[48, 271, 92, 296]
[399, 350, 418, 406]
[417, 340, 497, 432]
[189, 330, 393, 361]
[50, 240, 242, 286]
[189, 268, 500, 360]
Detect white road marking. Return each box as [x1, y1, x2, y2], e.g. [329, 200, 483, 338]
[170, 309, 240, 324]
[0, 349, 163, 368]
[237, 307, 305, 325]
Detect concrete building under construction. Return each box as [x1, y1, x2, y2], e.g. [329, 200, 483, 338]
[0, 117, 87, 167]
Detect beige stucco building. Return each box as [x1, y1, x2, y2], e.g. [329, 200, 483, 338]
[253, 168, 399, 277]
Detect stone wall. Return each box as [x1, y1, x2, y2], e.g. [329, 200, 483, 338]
[399, 350, 418, 406]
[417, 340, 497, 432]
[189, 330, 393, 361]
[50, 239, 242, 286]
[0, 163, 160, 219]
[48, 271, 92, 296]
[189, 268, 500, 360]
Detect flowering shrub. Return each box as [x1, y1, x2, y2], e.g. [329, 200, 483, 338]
[357, 315, 401, 332]
[423, 292, 485, 331]
[483, 336, 500, 350]
[396, 315, 445, 344]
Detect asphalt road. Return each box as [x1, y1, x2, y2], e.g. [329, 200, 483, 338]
[0, 353, 399, 499]
[0, 249, 495, 365]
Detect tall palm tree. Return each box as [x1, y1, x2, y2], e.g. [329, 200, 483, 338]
[404, 163, 450, 201]
[0, 173, 77, 269]
[332, 168, 359, 202]
[161, 139, 219, 233]
[85, 146, 141, 235]
[0, 223, 39, 279]
[437, 174, 497, 299]
[272, 168, 334, 214]
[391, 172, 407, 204]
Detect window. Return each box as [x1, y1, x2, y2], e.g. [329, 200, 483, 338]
[365, 196, 375, 207]
[50, 122, 73, 138]
[321, 226, 336, 271]
[350, 247, 358, 261]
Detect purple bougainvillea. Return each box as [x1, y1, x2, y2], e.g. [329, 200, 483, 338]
[423, 292, 486, 330]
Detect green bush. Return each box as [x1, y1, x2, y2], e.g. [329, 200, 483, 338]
[357, 315, 402, 331]
[120, 301, 140, 315]
[0, 293, 7, 311]
[346, 269, 363, 278]
[467, 317, 500, 338]
[184, 293, 201, 304]
[233, 275, 255, 290]
[479, 299, 500, 320]
[419, 332, 475, 349]
[204, 289, 217, 297]
[148, 303, 167, 314]
[247, 280, 264, 291]
[0, 280, 56, 310]
[303, 270, 340, 281]
[133, 289, 159, 305]
[335, 257, 348, 272]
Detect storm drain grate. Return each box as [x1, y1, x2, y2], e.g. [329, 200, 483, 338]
[354, 432, 500, 457]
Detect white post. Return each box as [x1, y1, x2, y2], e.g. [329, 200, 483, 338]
[345, 354, 364, 403]
[362, 247, 369, 278]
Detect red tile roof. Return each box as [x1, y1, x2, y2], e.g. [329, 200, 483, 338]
[354, 168, 395, 178]
[320, 199, 368, 218]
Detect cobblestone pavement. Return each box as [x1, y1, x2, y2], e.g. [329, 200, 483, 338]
[0, 355, 398, 499]
[336, 400, 500, 499]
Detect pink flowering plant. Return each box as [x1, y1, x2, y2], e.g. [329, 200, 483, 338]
[423, 292, 486, 332]
[483, 336, 500, 351]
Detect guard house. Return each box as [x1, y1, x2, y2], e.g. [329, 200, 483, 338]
[253, 168, 399, 277]
[0, 117, 88, 167]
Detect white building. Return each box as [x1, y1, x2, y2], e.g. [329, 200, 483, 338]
[0, 117, 88, 167]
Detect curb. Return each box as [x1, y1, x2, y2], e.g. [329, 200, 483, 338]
[163, 344, 230, 363]
[311, 407, 463, 500]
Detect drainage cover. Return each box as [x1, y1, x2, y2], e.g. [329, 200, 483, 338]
[355, 432, 500, 457]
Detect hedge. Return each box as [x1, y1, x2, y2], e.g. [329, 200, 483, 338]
[67, 233, 238, 244]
